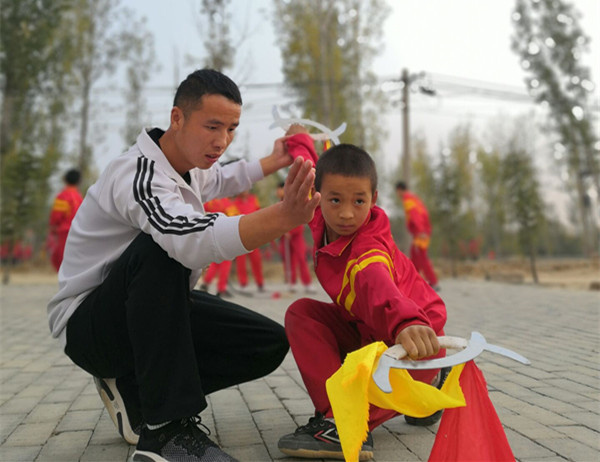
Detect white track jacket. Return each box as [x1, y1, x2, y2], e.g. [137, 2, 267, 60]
[47, 128, 264, 347]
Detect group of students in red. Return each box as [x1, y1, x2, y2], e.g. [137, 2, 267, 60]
[200, 186, 316, 297]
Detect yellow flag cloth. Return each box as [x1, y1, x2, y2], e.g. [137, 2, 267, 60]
[326, 342, 466, 462]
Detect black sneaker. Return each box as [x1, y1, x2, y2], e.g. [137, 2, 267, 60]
[404, 366, 451, 426]
[132, 417, 239, 462]
[94, 376, 143, 444]
[278, 413, 374, 460]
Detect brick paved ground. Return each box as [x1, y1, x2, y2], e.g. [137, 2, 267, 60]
[1, 279, 598, 461]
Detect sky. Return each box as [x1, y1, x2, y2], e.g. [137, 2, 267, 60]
[93, 0, 600, 216]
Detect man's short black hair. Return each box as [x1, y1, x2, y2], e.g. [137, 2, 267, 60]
[64, 169, 81, 186]
[173, 68, 242, 116]
[315, 144, 377, 194]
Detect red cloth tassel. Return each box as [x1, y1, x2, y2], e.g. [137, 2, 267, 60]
[285, 133, 319, 167]
[429, 361, 514, 462]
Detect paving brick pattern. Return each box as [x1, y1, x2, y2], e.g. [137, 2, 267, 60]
[1, 279, 598, 461]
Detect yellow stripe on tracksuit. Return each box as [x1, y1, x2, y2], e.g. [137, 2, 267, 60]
[52, 198, 71, 213]
[336, 249, 394, 314]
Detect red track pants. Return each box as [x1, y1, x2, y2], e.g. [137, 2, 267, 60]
[410, 244, 438, 286]
[285, 298, 441, 430]
[236, 249, 264, 288]
[203, 261, 232, 293]
[279, 235, 312, 285]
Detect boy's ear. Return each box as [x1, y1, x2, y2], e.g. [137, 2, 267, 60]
[371, 190, 378, 206]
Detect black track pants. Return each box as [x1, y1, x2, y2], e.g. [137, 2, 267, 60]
[65, 232, 289, 424]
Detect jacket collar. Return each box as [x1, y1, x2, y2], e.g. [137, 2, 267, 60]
[136, 128, 196, 189]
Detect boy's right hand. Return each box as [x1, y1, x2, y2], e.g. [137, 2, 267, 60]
[395, 325, 440, 360]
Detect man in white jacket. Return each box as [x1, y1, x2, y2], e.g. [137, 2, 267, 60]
[47, 69, 321, 462]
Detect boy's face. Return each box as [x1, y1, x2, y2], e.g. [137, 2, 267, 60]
[319, 173, 377, 242]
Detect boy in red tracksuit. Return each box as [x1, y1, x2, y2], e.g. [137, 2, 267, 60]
[396, 181, 439, 290]
[278, 142, 448, 461]
[200, 197, 239, 297]
[233, 191, 265, 292]
[48, 169, 83, 271]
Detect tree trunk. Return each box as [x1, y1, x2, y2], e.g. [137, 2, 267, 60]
[78, 71, 91, 182]
[1, 238, 14, 285]
[529, 246, 538, 284]
[317, 2, 334, 127]
[575, 172, 593, 256]
[0, 91, 15, 158]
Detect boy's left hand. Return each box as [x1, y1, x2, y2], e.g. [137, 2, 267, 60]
[395, 325, 440, 360]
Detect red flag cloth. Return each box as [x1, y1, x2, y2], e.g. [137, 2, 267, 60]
[285, 133, 319, 167]
[429, 361, 515, 462]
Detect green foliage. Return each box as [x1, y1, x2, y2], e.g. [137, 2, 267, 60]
[502, 139, 545, 282]
[68, 0, 151, 186]
[410, 135, 437, 207]
[198, 0, 235, 72]
[477, 146, 507, 257]
[1, 0, 74, 274]
[121, 17, 157, 147]
[431, 126, 477, 269]
[272, 0, 390, 155]
[1, 0, 155, 281]
[402, 115, 583, 265]
[511, 0, 599, 254]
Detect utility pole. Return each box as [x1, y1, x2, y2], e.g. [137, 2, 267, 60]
[400, 69, 436, 184]
[401, 68, 410, 183]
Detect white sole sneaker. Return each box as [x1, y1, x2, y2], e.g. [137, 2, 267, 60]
[94, 377, 140, 444]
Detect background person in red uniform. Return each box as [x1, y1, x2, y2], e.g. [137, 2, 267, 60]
[48, 169, 83, 271]
[233, 191, 265, 292]
[395, 181, 440, 290]
[200, 197, 238, 297]
[278, 142, 448, 460]
[276, 181, 315, 293]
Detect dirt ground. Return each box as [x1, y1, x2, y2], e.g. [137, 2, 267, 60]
[434, 256, 600, 291]
[3, 256, 599, 292]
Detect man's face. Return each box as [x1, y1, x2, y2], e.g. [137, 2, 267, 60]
[169, 93, 241, 173]
[319, 173, 377, 242]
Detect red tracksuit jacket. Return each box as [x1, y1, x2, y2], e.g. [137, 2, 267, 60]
[310, 205, 446, 343]
[401, 191, 432, 237]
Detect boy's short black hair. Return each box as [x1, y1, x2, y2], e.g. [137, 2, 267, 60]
[64, 169, 81, 186]
[173, 68, 242, 116]
[395, 181, 407, 191]
[315, 144, 377, 194]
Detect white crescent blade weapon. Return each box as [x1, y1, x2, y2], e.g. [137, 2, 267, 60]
[373, 331, 531, 393]
[270, 106, 346, 145]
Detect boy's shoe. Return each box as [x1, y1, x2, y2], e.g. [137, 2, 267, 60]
[304, 284, 317, 294]
[278, 413, 374, 460]
[216, 289, 233, 298]
[94, 376, 143, 444]
[132, 417, 239, 462]
[404, 366, 451, 426]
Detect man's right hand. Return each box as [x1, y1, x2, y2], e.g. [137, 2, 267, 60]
[280, 157, 320, 228]
[238, 157, 320, 251]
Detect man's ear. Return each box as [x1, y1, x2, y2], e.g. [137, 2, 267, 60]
[170, 106, 184, 130]
[371, 190, 378, 206]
